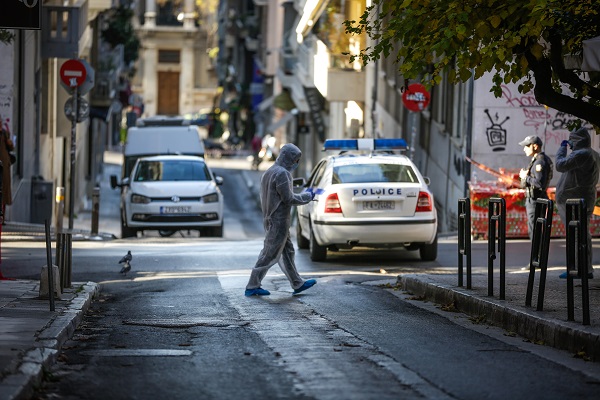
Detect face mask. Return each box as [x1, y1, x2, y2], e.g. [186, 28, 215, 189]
[291, 162, 299, 171]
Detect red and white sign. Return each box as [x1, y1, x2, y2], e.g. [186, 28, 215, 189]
[60, 59, 87, 88]
[402, 83, 431, 112]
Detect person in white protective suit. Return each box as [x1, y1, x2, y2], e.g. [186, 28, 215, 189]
[245, 143, 317, 296]
[555, 127, 600, 279]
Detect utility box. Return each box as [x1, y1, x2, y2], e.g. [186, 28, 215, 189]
[31, 178, 53, 224]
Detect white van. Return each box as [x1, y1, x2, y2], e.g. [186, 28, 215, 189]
[110, 124, 212, 238]
[116, 125, 206, 181]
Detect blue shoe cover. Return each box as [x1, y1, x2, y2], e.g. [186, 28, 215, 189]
[293, 279, 316, 295]
[245, 287, 270, 296]
[559, 272, 593, 279]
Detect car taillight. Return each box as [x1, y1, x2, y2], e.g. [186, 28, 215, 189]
[324, 193, 342, 213]
[415, 191, 433, 212]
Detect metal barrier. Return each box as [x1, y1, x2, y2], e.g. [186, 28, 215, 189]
[55, 186, 65, 233]
[56, 232, 72, 290]
[566, 199, 591, 325]
[458, 198, 472, 288]
[91, 185, 100, 235]
[44, 220, 55, 311]
[488, 198, 506, 299]
[525, 199, 554, 310]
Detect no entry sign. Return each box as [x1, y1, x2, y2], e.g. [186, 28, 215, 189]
[402, 83, 431, 112]
[60, 59, 87, 88]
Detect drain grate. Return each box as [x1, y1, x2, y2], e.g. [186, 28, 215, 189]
[82, 349, 193, 357]
[122, 318, 250, 328]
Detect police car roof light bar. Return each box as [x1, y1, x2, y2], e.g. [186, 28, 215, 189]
[323, 138, 407, 151]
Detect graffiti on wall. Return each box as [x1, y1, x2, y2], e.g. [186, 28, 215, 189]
[484, 109, 509, 151]
[501, 84, 592, 146]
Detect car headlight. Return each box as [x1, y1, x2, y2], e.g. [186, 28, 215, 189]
[131, 194, 151, 204]
[203, 193, 219, 203]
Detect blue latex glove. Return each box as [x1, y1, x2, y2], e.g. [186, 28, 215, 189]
[311, 191, 316, 201]
[561, 140, 569, 147]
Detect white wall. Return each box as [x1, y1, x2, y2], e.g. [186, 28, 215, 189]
[471, 72, 597, 184]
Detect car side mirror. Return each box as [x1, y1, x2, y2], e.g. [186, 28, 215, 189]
[293, 177, 306, 187]
[110, 175, 119, 189]
[423, 177, 431, 186]
[215, 175, 224, 186]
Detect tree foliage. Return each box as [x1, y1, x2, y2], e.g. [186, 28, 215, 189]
[101, 5, 140, 65]
[344, 0, 600, 128]
[0, 30, 15, 44]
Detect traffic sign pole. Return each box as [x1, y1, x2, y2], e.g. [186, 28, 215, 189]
[68, 86, 78, 230]
[402, 83, 431, 160]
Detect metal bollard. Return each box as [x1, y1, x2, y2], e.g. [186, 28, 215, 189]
[525, 199, 553, 310]
[56, 232, 73, 290]
[566, 199, 590, 325]
[91, 185, 100, 235]
[55, 187, 65, 233]
[487, 198, 506, 299]
[458, 198, 472, 288]
[44, 220, 55, 311]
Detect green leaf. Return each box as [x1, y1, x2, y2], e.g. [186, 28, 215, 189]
[489, 15, 502, 29]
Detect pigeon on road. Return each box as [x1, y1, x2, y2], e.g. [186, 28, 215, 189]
[119, 251, 132, 276]
[119, 251, 132, 264]
[120, 262, 131, 276]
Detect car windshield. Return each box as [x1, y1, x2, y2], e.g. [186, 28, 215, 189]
[134, 160, 210, 182]
[332, 163, 418, 184]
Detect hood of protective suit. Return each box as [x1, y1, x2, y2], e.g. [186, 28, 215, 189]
[569, 127, 591, 150]
[275, 143, 302, 171]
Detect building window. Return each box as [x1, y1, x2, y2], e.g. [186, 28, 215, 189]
[159, 50, 181, 64]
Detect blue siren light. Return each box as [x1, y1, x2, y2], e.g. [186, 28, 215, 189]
[323, 139, 358, 150]
[323, 138, 407, 151]
[374, 138, 407, 149]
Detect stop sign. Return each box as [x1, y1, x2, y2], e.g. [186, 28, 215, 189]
[60, 59, 87, 88]
[402, 83, 431, 112]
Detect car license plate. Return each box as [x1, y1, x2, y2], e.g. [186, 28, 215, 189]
[363, 201, 394, 210]
[161, 206, 192, 214]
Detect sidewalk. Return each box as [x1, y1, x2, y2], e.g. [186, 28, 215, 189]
[0, 280, 98, 400]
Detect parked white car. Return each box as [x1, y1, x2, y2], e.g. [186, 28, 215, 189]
[115, 155, 224, 238]
[296, 138, 438, 261]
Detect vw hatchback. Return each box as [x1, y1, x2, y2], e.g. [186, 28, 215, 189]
[296, 139, 438, 261]
[118, 155, 224, 238]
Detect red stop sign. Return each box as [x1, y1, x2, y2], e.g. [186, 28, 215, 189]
[60, 59, 87, 88]
[402, 83, 431, 112]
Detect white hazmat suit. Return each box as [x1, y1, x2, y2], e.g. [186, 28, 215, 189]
[555, 127, 600, 276]
[246, 143, 314, 294]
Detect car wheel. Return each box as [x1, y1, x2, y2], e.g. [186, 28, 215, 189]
[211, 224, 223, 237]
[296, 220, 309, 249]
[158, 230, 177, 237]
[419, 235, 438, 261]
[309, 224, 327, 261]
[120, 213, 137, 239]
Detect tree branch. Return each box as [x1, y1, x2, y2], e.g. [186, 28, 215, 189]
[527, 51, 600, 127]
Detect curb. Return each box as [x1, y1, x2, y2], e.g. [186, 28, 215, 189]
[398, 274, 600, 360]
[1, 282, 99, 400]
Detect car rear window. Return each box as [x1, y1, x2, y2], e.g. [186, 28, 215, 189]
[332, 164, 418, 184]
[134, 160, 210, 182]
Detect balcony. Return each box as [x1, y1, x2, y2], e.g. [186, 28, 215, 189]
[41, 0, 89, 59]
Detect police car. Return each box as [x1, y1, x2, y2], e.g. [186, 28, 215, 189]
[296, 138, 438, 261]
